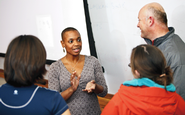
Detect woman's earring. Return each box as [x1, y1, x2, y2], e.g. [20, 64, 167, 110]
[63, 47, 65, 53]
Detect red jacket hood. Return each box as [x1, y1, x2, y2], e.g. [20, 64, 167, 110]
[117, 85, 185, 114]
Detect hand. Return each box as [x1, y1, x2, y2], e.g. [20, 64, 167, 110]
[70, 71, 81, 92]
[82, 80, 96, 93]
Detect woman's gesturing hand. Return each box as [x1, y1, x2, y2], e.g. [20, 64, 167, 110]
[82, 80, 96, 93]
[70, 71, 81, 91]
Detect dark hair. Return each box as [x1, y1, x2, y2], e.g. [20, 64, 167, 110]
[148, 6, 168, 26]
[61, 27, 79, 41]
[4, 35, 46, 87]
[130, 44, 173, 89]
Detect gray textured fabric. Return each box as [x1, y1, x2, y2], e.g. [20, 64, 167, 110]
[144, 27, 185, 100]
[48, 55, 108, 115]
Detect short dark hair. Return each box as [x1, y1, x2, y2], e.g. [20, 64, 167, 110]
[61, 27, 79, 41]
[130, 44, 173, 89]
[4, 35, 46, 87]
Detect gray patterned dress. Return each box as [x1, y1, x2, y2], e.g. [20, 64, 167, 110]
[48, 56, 108, 115]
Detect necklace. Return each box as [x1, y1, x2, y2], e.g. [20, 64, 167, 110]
[66, 56, 80, 72]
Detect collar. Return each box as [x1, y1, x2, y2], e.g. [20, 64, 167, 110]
[123, 78, 176, 92]
[144, 27, 174, 46]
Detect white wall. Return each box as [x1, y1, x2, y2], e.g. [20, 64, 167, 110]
[0, 0, 90, 61]
[0, 0, 91, 82]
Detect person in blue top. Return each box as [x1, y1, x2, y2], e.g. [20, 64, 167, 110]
[0, 35, 71, 115]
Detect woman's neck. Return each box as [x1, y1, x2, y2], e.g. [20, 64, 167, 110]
[65, 54, 80, 63]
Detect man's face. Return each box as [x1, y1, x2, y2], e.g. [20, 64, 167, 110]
[137, 9, 149, 39]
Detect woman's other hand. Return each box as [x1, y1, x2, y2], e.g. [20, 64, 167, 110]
[82, 80, 96, 93]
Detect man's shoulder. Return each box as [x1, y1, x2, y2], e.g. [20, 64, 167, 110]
[158, 34, 185, 67]
[159, 34, 185, 52]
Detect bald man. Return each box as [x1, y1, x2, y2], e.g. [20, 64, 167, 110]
[137, 2, 185, 100]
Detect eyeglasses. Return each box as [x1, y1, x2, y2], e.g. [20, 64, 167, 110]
[128, 63, 131, 67]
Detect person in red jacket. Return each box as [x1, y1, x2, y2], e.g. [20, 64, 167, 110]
[101, 44, 185, 115]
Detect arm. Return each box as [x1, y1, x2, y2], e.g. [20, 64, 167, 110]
[48, 62, 81, 101]
[61, 87, 74, 101]
[82, 80, 104, 94]
[165, 50, 185, 100]
[172, 65, 185, 100]
[61, 71, 81, 101]
[83, 57, 107, 96]
[48, 63, 61, 92]
[61, 109, 71, 115]
[52, 92, 71, 115]
[94, 81, 104, 94]
[93, 58, 108, 96]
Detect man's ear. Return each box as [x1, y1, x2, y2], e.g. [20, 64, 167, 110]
[134, 70, 140, 78]
[61, 40, 65, 48]
[148, 16, 154, 27]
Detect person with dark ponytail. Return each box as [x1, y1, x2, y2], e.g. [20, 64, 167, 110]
[101, 44, 185, 115]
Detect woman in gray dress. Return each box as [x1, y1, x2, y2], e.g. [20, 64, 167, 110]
[48, 27, 108, 115]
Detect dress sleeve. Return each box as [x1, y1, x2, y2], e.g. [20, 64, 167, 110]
[52, 92, 69, 115]
[93, 57, 108, 97]
[48, 62, 61, 92]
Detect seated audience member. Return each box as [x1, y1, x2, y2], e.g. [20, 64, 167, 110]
[0, 35, 71, 115]
[101, 44, 185, 115]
